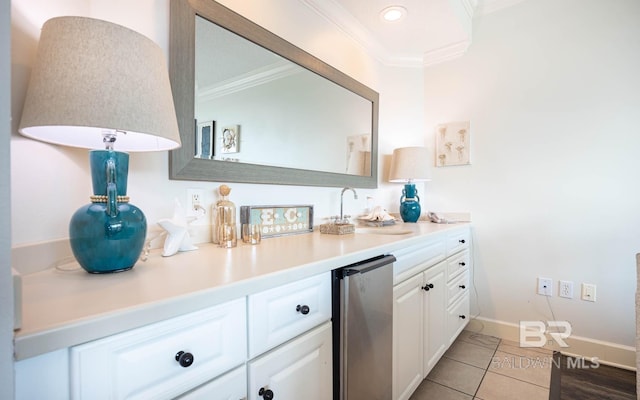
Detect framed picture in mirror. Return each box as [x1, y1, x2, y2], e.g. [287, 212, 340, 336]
[221, 125, 239, 154]
[196, 120, 214, 159]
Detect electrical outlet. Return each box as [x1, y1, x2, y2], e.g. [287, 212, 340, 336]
[581, 283, 597, 302]
[559, 280, 573, 299]
[537, 277, 553, 296]
[186, 188, 205, 217]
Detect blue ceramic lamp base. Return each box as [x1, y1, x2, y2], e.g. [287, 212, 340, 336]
[69, 150, 147, 273]
[399, 183, 421, 223]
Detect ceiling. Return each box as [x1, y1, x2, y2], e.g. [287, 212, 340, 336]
[301, 0, 526, 67]
[195, 0, 526, 89]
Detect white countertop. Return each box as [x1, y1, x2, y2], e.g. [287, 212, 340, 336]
[14, 221, 469, 360]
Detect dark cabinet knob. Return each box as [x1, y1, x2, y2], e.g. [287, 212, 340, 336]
[459, 262, 466, 266]
[296, 304, 310, 315]
[459, 239, 466, 244]
[459, 285, 466, 289]
[175, 351, 194, 367]
[459, 315, 466, 320]
[422, 283, 434, 291]
[259, 387, 274, 399]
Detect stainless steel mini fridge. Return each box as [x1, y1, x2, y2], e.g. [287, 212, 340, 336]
[332, 254, 396, 400]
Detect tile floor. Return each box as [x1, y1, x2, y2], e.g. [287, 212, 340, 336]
[410, 330, 553, 400]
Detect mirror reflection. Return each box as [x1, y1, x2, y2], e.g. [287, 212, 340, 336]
[194, 16, 373, 176]
[169, 0, 379, 188]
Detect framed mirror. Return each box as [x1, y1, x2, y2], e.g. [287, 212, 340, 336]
[169, 0, 379, 188]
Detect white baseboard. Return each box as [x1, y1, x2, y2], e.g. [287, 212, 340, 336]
[467, 316, 636, 370]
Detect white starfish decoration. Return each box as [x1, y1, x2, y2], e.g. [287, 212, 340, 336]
[157, 199, 198, 257]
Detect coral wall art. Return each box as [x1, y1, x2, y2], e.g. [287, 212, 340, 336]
[435, 121, 470, 167]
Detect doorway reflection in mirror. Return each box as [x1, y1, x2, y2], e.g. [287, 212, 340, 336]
[346, 134, 371, 175]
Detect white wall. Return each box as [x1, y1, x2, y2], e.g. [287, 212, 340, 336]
[10, 0, 419, 248]
[12, 0, 636, 362]
[425, 0, 640, 347]
[1, 0, 15, 396]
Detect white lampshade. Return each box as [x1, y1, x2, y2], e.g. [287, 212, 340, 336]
[389, 146, 431, 182]
[18, 16, 181, 151]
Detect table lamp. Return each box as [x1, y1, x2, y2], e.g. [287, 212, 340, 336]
[18, 16, 181, 273]
[389, 147, 431, 223]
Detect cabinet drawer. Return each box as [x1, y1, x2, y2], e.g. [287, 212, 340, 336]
[177, 365, 246, 400]
[447, 270, 469, 306]
[71, 298, 247, 400]
[248, 321, 332, 400]
[446, 229, 470, 256]
[446, 250, 469, 281]
[447, 294, 470, 345]
[393, 238, 446, 285]
[248, 272, 331, 358]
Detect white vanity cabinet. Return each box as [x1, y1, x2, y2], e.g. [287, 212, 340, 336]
[70, 297, 247, 400]
[392, 227, 471, 400]
[16, 272, 332, 400]
[15, 223, 472, 400]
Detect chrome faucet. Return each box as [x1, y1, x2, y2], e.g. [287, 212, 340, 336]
[339, 187, 358, 223]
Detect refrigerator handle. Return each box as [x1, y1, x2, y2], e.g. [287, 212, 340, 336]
[341, 254, 396, 277]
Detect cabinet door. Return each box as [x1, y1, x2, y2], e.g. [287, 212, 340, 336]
[177, 365, 246, 400]
[392, 274, 424, 400]
[423, 261, 447, 376]
[248, 322, 332, 400]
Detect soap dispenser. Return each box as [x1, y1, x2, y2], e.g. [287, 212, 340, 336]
[212, 184, 237, 247]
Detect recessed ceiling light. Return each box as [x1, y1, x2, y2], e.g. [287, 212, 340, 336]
[380, 6, 407, 22]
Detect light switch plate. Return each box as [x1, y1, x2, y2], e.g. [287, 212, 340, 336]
[581, 283, 596, 302]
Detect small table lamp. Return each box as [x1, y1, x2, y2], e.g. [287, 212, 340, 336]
[389, 147, 431, 223]
[19, 17, 181, 273]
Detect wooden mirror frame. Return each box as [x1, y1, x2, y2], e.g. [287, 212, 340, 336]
[169, 0, 379, 188]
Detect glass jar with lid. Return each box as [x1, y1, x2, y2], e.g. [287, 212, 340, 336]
[212, 184, 237, 247]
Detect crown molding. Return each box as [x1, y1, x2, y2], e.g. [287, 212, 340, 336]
[299, 0, 393, 65]
[299, 0, 529, 68]
[423, 39, 472, 67]
[461, 0, 479, 21]
[475, 0, 527, 16]
[300, 0, 479, 68]
[197, 62, 302, 102]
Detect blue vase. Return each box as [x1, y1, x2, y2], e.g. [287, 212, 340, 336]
[69, 150, 147, 273]
[399, 183, 421, 223]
